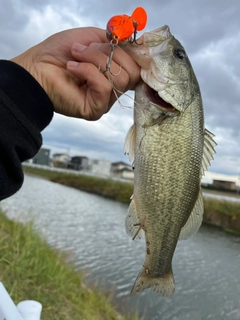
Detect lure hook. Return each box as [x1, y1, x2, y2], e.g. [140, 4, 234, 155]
[99, 38, 122, 76]
[128, 22, 143, 45]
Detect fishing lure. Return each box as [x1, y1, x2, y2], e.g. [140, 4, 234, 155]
[100, 7, 147, 75]
[106, 6, 147, 43]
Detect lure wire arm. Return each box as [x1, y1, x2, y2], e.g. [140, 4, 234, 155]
[99, 38, 122, 76]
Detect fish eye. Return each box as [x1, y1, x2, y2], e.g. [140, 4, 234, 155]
[173, 48, 186, 61]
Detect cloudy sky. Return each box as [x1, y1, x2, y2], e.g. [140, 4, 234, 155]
[1, 0, 239, 176]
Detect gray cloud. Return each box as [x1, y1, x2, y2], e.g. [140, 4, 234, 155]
[42, 104, 134, 163]
[0, 0, 239, 175]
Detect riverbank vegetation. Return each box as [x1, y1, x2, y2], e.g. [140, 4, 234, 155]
[23, 165, 133, 203]
[203, 197, 240, 235]
[0, 210, 140, 320]
[1, 167, 239, 319]
[23, 165, 240, 235]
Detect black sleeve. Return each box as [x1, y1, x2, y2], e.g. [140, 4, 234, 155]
[0, 60, 54, 201]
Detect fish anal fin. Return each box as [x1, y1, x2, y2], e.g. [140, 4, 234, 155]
[125, 198, 142, 240]
[179, 191, 204, 240]
[131, 267, 175, 297]
[201, 128, 217, 176]
[124, 124, 136, 163]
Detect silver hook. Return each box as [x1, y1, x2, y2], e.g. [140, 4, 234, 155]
[99, 38, 122, 76]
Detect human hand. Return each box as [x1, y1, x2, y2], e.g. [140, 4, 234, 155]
[11, 27, 140, 120]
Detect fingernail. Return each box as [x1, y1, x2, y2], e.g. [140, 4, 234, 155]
[72, 43, 87, 52]
[67, 61, 79, 68]
[89, 42, 102, 49]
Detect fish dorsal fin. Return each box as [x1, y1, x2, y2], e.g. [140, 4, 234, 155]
[124, 124, 136, 163]
[201, 128, 217, 176]
[179, 191, 204, 240]
[125, 197, 142, 240]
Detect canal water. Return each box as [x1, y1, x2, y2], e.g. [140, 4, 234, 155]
[1, 175, 240, 320]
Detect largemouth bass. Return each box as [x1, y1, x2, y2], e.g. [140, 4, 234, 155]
[122, 26, 216, 296]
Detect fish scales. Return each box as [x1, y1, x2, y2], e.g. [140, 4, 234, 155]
[122, 26, 216, 296]
[134, 86, 203, 272]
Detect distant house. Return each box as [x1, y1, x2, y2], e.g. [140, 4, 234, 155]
[32, 148, 50, 165]
[212, 180, 237, 191]
[52, 153, 71, 168]
[201, 172, 240, 191]
[111, 161, 134, 179]
[88, 159, 111, 176]
[70, 156, 88, 171]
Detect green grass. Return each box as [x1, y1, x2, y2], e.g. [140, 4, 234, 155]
[223, 228, 240, 236]
[23, 166, 60, 180]
[23, 165, 240, 235]
[0, 210, 140, 320]
[52, 174, 133, 203]
[2, 166, 239, 318]
[23, 165, 240, 212]
[24, 165, 133, 203]
[203, 197, 240, 218]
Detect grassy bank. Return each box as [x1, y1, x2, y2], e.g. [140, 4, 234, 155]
[23, 165, 240, 235]
[203, 197, 240, 235]
[23, 165, 133, 203]
[0, 210, 139, 320]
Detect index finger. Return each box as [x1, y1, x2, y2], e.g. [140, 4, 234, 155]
[89, 42, 141, 91]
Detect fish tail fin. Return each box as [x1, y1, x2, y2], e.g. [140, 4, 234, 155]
[130, 267, 175, 297]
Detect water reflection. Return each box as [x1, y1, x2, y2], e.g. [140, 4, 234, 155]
[1, 175, 240, 320]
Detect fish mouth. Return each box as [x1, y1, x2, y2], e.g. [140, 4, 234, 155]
[146, 85, 178, 114]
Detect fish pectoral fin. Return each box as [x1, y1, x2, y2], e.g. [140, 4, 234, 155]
[131, 267, 175, 297]
[201, 128, 217, 176]
[178, 190, 204, 240]
[124, 124, 136, 164]
[125, 198, 142, 240]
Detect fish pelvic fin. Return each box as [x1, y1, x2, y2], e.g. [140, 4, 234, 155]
[125, 198, 143, 239]
[130, 267, 175, 297]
